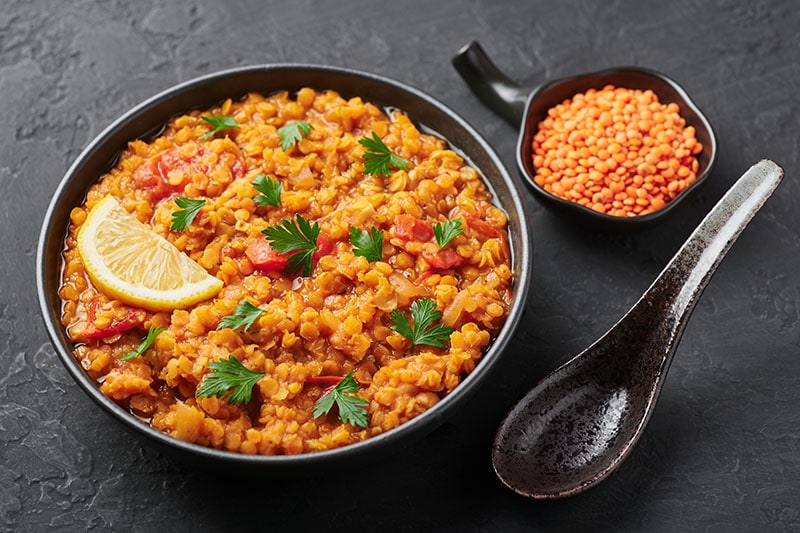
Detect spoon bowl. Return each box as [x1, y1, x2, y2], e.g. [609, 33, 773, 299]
[492, 160, 783, 498]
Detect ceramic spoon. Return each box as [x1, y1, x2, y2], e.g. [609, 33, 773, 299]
[493, 159, 784, 499]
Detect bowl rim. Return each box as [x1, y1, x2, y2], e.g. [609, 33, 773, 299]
[514, 65, 719, 226]
[36, 63, 532, 467]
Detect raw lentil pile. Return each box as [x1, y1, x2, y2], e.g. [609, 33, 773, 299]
[532, 85, 703, 216]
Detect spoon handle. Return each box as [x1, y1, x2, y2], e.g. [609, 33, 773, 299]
[648, 159, 783, 329]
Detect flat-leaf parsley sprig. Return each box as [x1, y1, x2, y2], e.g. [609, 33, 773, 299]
[121, 325, 166, 361]
[349, 226, 384, 262]
[434, 218, 464, 248]
[359, 132, 409, 176]
[170, 197, 206, 231]
[262, 215, 321, 277]
[390, 297, 455, 350]
[199, 115, 239, 141]
[313, 371, 369, 428]
[196, 355, 265, 407]
[217, 300, 265, 332]
[252, 174, 282, 207]
[277, 121, 313, 151]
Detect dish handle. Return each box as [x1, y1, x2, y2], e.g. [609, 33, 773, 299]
[452, 41, 531, 127]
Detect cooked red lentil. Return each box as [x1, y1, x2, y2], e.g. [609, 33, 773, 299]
[532, 85, 703, 216]
[59, 88, 513, 455]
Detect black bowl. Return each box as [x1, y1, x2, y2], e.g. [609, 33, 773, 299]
[36, 64, 532, 470]
[453, 41, 718, 230]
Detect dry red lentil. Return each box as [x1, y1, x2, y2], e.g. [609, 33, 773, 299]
[58, 89, 513, 455]
[532, 85, 703, 216]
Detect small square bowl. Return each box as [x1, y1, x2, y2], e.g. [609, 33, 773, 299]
[453, 41, 718, 229]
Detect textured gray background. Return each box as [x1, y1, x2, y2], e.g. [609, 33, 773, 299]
[2, 0, 799, 531]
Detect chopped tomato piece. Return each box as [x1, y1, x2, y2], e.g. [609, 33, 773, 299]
[422, 249, 465, 270]
[306, 375, 367, 393]
[245, 238, 290, 271]
[465, 215, 501, 238]
[394, 214, 433, 242]
[230, 158, 246, 180]
[156, 148, 209, 180]
[131, 148, 246, 201]
[131, 159, 179, 201]
[82, 298, 146, 339]
[466, 215, 510, 263]
[313, 234, 335, 263]
[130, 159, 161, 189]
[245, 234, 335, 273]
[305, 375, 343, 387]
[414, 270, 434, 284]
[131, 149, 207, 201]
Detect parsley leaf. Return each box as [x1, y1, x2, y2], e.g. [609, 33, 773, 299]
[262, 215, 320, 277]
[120, 325, 165, 361]
[199, 115, 239, 141]
[312, 371, 369, 428]
[390, 298, 455, 350]
[359, 132, 409, 176]
[349, 226, 384, 262]
[196, 355, 265, 406]
[170, 197, 206, 231]
[217, 300, 265, 332]
[433, 218, 464, 248]
[277, 121, 313, 151]
[253, 174, 282, 207]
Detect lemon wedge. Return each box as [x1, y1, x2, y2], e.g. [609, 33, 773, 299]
[77, 194, 223, 311]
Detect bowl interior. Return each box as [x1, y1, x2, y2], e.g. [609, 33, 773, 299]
[37, 65, 532, 468]
[516, 67, 718, 227]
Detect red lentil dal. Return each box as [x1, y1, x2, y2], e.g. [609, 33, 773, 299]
[58, 88, 513, 455]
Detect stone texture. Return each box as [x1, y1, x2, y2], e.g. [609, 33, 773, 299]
[1, 0, 798, 531]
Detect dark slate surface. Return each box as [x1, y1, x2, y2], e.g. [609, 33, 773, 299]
[2, 0, 798, 531]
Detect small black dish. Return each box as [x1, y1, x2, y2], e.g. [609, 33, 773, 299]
[453, 41, 718, 229]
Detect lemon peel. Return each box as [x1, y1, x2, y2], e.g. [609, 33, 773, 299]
[77, 194, 222, 311]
